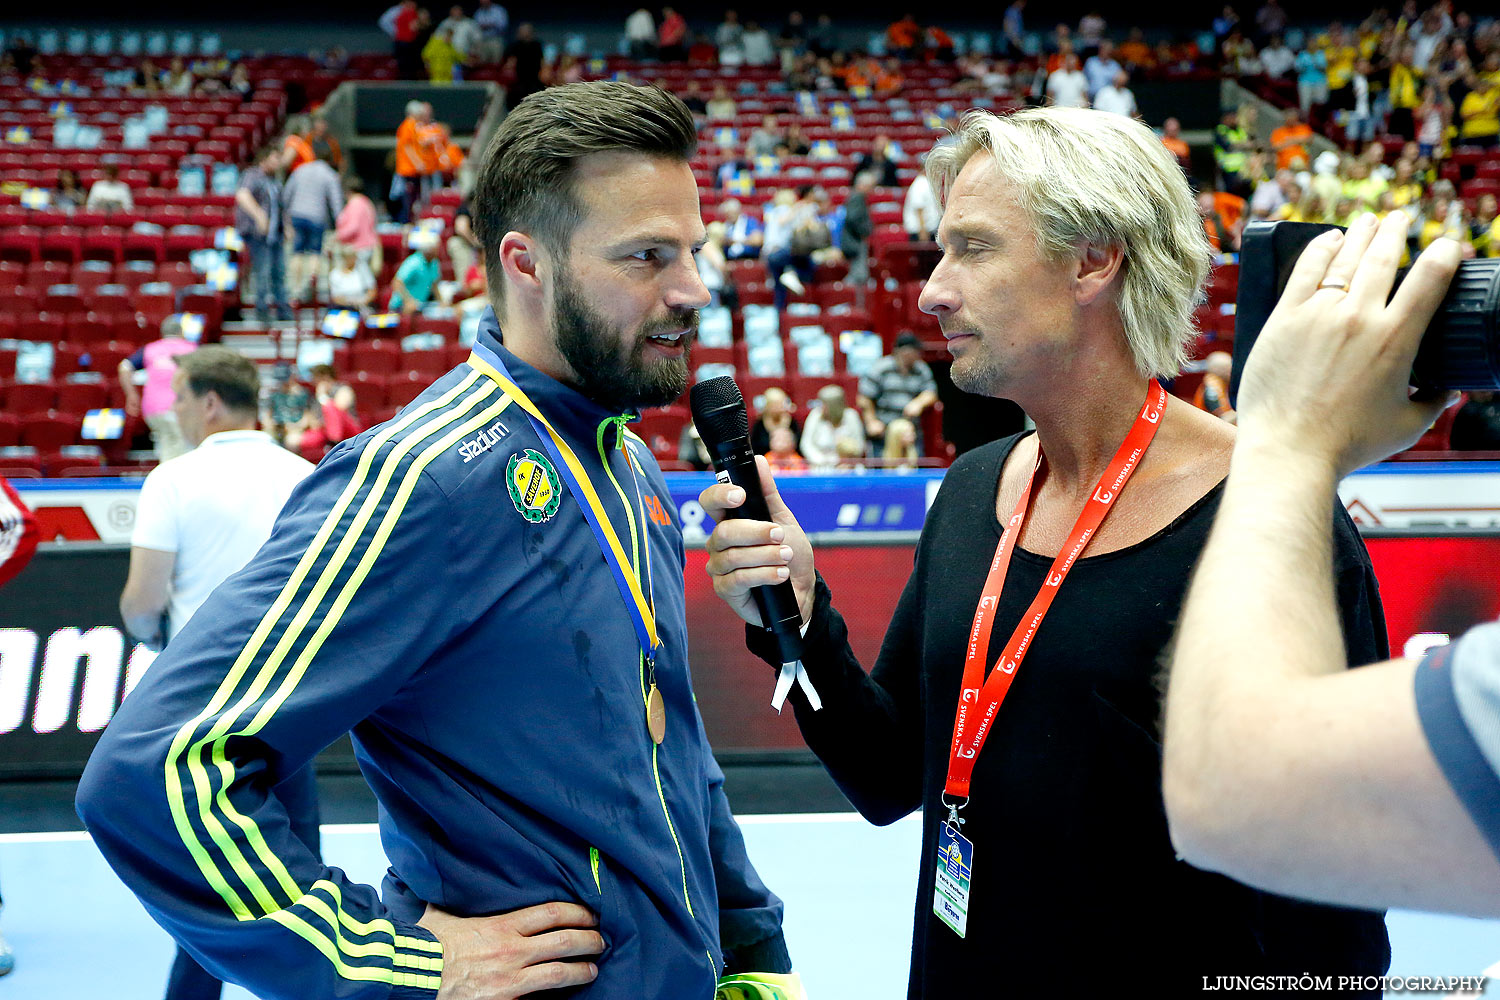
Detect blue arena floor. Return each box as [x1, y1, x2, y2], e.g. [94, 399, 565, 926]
[0, 814, 1497, 998]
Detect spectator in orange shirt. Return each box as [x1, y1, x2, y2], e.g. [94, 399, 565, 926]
[1191, 351, 1236, 422]
[874, 58, 905, 97]
[926, 25, 955, 61]
[1270, 107, 1313, 171]
[887, 14, 920, 57]
[764, 427, 809, 473]
[393, 99, 432, 222]
[1199, 191, 1239, 253]
[436, 126, 465, 183]
[1160, 117, 1191, 168]
[283, 121, 315, 173]
[1046, 39, 1076, 75]
[1117, 28, 1154, 69]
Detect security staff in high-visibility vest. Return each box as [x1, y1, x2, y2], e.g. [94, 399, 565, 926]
[1214, 107, 1254, 196]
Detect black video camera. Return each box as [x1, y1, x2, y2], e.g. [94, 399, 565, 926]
[1231, 221, 1500, 405]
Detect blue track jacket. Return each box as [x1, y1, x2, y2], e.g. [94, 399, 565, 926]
[77, 315, 786, 999]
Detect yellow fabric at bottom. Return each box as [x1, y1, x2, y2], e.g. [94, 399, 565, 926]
[716, 971, 809, 1000]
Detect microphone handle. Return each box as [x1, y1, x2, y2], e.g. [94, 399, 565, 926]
[709, 438, 807, 665]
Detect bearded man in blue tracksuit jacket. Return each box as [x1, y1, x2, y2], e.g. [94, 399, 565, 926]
[77, 82, 793, 999]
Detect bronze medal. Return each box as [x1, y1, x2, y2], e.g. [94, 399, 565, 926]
[646, 683, 666, 745]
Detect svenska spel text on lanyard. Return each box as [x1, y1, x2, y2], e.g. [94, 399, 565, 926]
[932, 380, 1167, 939]
[468, 340, 670, 745]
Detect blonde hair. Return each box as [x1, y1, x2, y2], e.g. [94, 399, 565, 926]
[883, 418, 920, 466]
[925, 107, 1212, 378]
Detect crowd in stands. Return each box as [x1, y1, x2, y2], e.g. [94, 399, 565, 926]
[3, 1, 1499, 481]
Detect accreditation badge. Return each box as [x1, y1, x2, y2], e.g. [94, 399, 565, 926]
[933, 823, 973, 938]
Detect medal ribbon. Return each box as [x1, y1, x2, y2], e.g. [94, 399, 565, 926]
[468, 342, 660, 666]
[944, 381, 1167, 809]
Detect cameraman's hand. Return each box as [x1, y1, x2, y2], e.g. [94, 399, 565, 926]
[1235, 211, 1462, 479]
[700, 456, 816, 627]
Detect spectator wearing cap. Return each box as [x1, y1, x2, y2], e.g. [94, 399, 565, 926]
[858, 332, 937, 454]
[388, 235, 442, 316]
[118, 315, 199, 462]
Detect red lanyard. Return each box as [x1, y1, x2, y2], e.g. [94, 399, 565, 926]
[943, 380, 1167, 826]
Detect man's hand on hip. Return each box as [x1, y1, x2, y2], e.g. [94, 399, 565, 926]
[1235, 211, 1461, 478]
[419, 901, 603, 999]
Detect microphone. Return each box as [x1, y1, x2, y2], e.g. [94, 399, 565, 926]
[690, 376, 821, 712]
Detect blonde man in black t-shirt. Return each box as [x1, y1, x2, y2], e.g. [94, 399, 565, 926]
[700, 107, 1392, 994]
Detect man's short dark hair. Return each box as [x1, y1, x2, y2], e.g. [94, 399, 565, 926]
[471, 81, 698, 306]
[895, 332, 922, 350]
[176, 346, 260, 415]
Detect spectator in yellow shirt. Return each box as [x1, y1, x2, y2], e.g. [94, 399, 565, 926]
[1458, 75, 1499, 147]
[422, 25, 462, 83]
[1473, 194, 1498, 258]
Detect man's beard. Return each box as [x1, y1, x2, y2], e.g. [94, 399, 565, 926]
[552, 268, 696, 412]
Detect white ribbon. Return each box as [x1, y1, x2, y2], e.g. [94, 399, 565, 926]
[771, 660, 821, 713]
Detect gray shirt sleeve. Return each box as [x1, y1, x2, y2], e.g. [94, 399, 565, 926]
[1414, 620, 1500, 861]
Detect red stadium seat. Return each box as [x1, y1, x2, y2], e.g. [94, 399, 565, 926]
[0, 226, 41, 264]
[123, 230, 166, 264]
[348, 372, 391, 407]
[0, 446, 44, 477]
[17, 312, 68, 344]
[386, 372, 429, 407]
[404, 349, 450, 377]
[55, 380, 109, 413]
[39, 227, 84, 264]
[134, 288, 177, 328]
[20, 413, 84, 451]
[351, 340, 402, 375]
[41, 445, 105, 477]
[43, 285, 86, 316]
[7, 381, 59, 415]
[81, 229, 125, 264]
[0, 414, 18, 448]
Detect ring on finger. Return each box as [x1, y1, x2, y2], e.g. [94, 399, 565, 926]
[1317, 278, 1349, 292]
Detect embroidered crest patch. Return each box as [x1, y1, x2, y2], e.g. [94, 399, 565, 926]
[506, 448, 563, 523]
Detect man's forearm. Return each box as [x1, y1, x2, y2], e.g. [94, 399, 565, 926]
[1165, 434, 1346, 834]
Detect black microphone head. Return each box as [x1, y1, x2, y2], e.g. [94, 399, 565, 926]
[690, 376, 749, 448]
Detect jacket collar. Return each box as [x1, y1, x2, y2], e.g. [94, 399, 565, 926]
[473, 308, 635, 447]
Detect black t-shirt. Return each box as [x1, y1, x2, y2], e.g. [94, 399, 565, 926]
[751, 433, 1391, 994]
